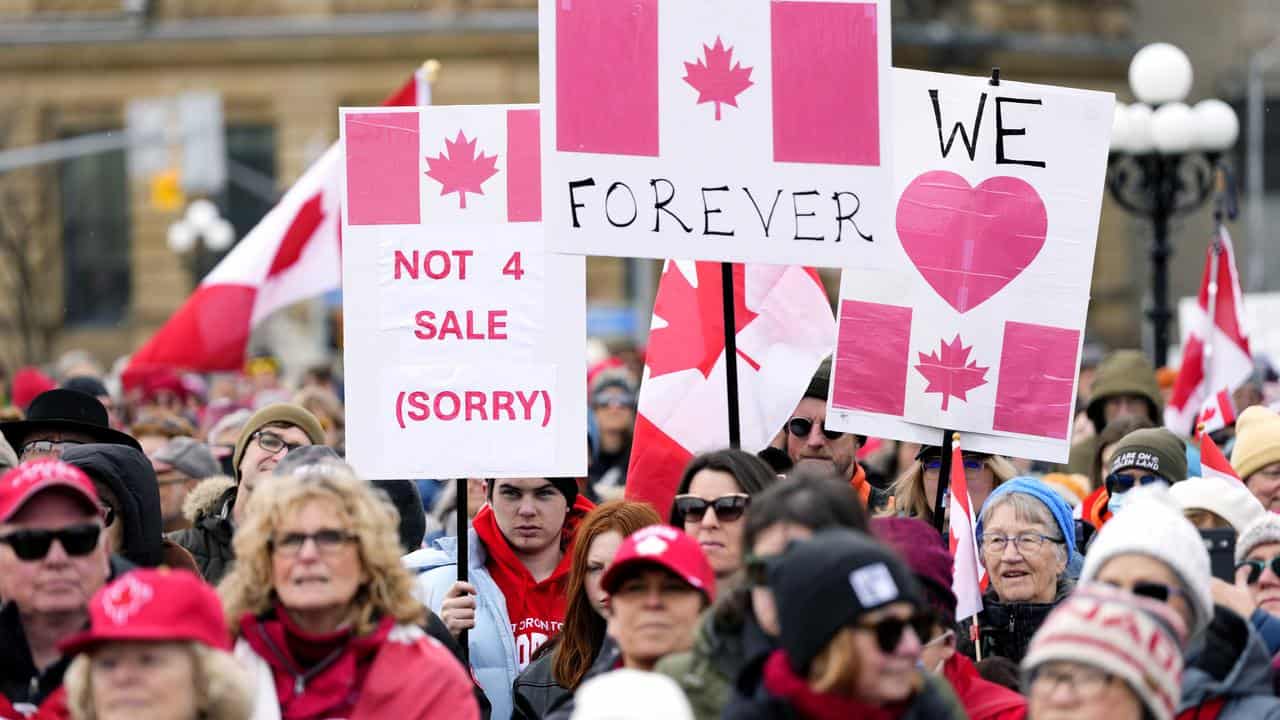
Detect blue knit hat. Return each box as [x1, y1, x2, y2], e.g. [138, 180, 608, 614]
[975, 476, 1082, 578]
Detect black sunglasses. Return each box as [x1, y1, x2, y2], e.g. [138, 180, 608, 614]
[1101, 579, 1186, 604]
[856, 612, 934, 654]
[787, 417, 843, 440]
[0, 523, 101, 561]
[1238, 556, 1280, 585]
[1104, 472, 1165, 495]
[673, 494, 750, 524]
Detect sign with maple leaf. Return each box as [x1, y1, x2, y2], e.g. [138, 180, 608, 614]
[339, 105, 587, 479]
[539, 0, 894, 267]
[425, 131, 500, 209]
[825, 68, 1115, 464]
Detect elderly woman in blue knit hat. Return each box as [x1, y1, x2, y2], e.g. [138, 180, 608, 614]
[956, 477, 1080, 665]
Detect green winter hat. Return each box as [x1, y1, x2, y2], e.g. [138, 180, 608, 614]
[1086, 350, 1162, 432]
[1109, 428, 1188, 485]
[231, 402, 326, 483]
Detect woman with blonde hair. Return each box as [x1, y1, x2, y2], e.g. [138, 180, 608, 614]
[512, 500, 662, 718]
[890, 446, 1017, 525]
[61, 568, 252, 720]
[219, 464, 478, 719]
[728, 528, 963, 719]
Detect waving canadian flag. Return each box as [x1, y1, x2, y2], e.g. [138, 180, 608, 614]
[125, 71, 431, 380]
[625, 261, 835, 513]
[948, 435, 985, 622]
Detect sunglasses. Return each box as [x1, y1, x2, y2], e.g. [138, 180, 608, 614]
[19, 439, 86, 459]
[855, 612, 934, 654]
[1237, 555, 1280, 585]
[787, 417, 843, 440]
[923, 456, 985, 471]
[673, 494, 750, 524]
[0, 523, 101, 561]
[593, 393, 636, 410]
[1101, 579, 1186, 604]
[1104, 472, 1166, 495]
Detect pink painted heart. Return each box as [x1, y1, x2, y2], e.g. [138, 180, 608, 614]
[897, 171, 1048, 314]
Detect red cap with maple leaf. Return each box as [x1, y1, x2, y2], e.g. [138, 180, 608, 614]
[60, 567, 231, 655]
[601, 525, 716, 604]
[0, 459, 100, 524]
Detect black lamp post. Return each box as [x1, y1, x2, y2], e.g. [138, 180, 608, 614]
[1105, 43, 1239, 368]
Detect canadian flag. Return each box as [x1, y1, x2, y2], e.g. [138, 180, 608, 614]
[125, 70, 431, 379]
[1166, 226, 1252, 435]
[1198, 425, 1243, 484]
[947, 434, 985, 622]
[625, 262, 835, 514]
[1197, 388, 1237, 437]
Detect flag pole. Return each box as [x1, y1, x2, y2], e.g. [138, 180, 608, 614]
[932, 429, 955, 536]
[721, 262, 742, 449]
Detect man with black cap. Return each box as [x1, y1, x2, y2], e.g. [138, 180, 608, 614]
[0, 388, 140, 463]
[168, 402, 324, 583]
[408, 476, 595, 720]
[779, 357, 877, 509]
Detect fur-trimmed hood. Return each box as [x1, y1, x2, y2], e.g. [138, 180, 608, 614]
[184, 474, 236, 524]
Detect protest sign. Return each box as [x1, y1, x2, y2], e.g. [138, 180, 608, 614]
[340, 105, 587, 479]
[538, 0, 893, 267]
[826, 69, 1115, 462]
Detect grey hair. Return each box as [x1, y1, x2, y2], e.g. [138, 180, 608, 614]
[979, 491, 1069, 565]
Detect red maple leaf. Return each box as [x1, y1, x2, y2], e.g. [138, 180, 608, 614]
[647, 261, 759, 379]
[915, 335, 989, 411]
[424, 131, 499, 209]
[683, 36, 754, 121]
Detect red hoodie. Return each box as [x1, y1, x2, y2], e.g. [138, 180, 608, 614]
[472, 494, 595, 669]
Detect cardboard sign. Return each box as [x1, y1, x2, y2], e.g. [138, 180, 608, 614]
[826, 69, 1114, 462]
[538, 0, 893, 267]
[340, 105, 587, 479]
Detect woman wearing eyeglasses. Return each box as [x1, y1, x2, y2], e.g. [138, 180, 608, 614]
[728, 528, 964, 720]
[656, 472, 869, 720]
[669, 449, 779, 598]
[1080, 487, 1280, 720]
[219, 465, 479, 719]
[511, 500, 662, 719]
[958, 477, 1080, 666]
[1235, 514, 1280, 617]
[890, 445, 1016, 527]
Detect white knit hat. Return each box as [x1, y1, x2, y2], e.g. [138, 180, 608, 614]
[570, 670, 694, 720]
[1235, 513, 1280, 565]
[1080, 486, 1213, 639]
[1023, 583, 1187, 720]
[1169, 476, 1266, 534]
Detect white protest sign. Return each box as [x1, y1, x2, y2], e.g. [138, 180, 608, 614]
[538, 0, 893, 267]
[826, 69, 1114, 462]
[340, 105, 587, 478]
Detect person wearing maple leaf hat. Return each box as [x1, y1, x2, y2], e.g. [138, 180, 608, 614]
[408, 472, 596, 720]
[0, 460, 129, 717]
[59, 568, 253, 720]
[781, 357, 883, 510]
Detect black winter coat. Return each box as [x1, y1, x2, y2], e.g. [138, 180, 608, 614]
[168, 477, 237, 584]
[724, 667, 966, 720]
[956, 580, 1071, 666]
[62, 443, 164, 568]
[512, 641, 569, 720]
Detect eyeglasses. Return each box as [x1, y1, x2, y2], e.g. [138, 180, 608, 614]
[924, 456, 985, 471]
[0, 523, 101, 561]
[673, 494, 750, 524]
[1030, 664, 1115, 701]
[270, 528, 356, 556]
[1237, 555, 1280, 585]
[1104, 472, 1166, 495]
[253, 431, 304, 456]
[981, 532, 1062, 556]
[786, 417, 842, 440]
[1099, 579, 1187, 604]
[854, 612, 933, 654]
[19, 439, 86, 459]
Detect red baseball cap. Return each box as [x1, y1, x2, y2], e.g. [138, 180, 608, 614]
[601, 525, 716, 604]
[60, 568, 230, 655]
[0, 460, 101, 524]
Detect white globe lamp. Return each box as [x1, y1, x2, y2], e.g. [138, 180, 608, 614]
[1129, 43, 1194, 105]
[1151, 102, 1196, 155]
[1193, 99, 1240, 152]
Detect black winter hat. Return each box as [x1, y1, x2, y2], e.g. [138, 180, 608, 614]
[371, 479, 427, 554]
[0, 389, 140, 452]
[768, 528, 923, 674]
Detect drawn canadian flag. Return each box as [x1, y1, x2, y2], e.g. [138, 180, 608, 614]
[625, 261, 836, 514]
[126, 71, 432, 380]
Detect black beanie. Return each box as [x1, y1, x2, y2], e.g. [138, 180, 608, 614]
[548, 477, 579, 507]
[768, 528, 923, 674]
[371, 479, 427, 553]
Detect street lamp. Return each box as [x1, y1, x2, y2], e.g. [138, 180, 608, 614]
[168, 198, 236, 283]
[1107, 42, 1239, 368]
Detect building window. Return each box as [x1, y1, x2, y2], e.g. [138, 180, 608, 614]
[192, 123, 277, 279]
[58, 131, 131, 327]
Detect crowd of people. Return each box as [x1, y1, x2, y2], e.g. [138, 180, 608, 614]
[3, 345, 1280, 719]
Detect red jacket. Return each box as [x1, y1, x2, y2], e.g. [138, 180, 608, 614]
[473, 495, 595, 668]
[941, 652, 1027, 720]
